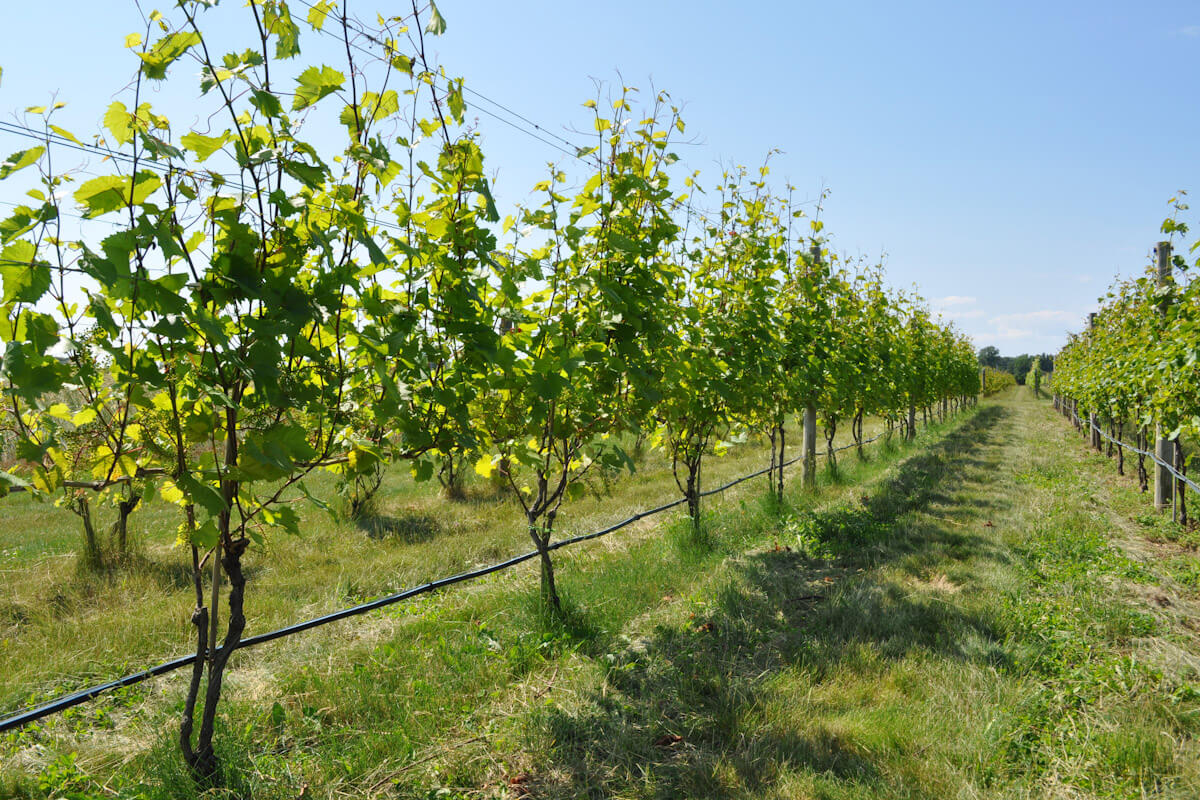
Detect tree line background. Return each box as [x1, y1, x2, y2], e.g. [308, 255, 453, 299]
[976, 346, 1053, 385]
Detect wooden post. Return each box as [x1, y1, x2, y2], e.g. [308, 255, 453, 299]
[1087, 313, 1102, 451]
[802, 404, 817, 490]
[979, 366, 985, 400]
[803, 238, 822, 490]
[1154, 241, 1176, 511]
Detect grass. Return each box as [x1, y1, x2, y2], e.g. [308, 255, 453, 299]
[0, 412, 906, 790]
[5, 389, 1200, 798]
[0, 416, 888, 719]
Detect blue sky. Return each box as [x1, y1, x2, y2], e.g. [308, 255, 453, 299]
[3, 0, 1198, 356]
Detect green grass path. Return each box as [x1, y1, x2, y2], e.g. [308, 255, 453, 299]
[482, 389, 1200, 799]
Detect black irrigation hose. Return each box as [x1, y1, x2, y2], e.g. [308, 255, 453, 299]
[1067, 405, 1200, 496]
[0, 426, 897, 734]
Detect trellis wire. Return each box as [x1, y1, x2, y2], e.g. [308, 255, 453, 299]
[1066, 405, 1200, 495]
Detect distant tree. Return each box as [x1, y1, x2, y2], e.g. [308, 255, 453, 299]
[1011, 354, 1033, 384]
[977, 345, 1000, 367]
[1038, 353, 1054, 372]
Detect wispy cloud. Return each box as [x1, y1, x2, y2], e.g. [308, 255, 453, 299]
[935, 295, 977, 306]
[989, 310, 1079, 325]
[963, 308, 1089, 352]
[940, 308, 985, 320]
[1176, 25, 1200, 37]
[990, 327, 1033, 341]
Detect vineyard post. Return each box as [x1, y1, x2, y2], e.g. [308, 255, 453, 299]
[907, 311, 917, 439]
[803, 405, 817, 489]
[1087, 313, 1102, 452]
[1154, 241, 1176, 511]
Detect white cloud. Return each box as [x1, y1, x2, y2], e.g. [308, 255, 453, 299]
[1176, 25, 1200, 37]
[965, 308, 1088, 352]
[942, 308, 985, 319]
[991, 327, 1033, 341]
[935, 295, 977, 306]
[989, 310, 1079, 325]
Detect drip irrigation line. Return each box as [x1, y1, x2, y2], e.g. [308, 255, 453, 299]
[0, 424, 899, 734]
[1067, 405, 1200, 496]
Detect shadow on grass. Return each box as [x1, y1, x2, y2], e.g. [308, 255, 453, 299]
[356, 512, 442, 543]
[531, 405, 1015, 799]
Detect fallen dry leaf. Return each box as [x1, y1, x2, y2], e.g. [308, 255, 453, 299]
[507, 773, 532, 797]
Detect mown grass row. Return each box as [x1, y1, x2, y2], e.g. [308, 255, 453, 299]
[0, 416, 891, 719]
[11, 390, 1196, 798]
[458, 389, 1198, 799]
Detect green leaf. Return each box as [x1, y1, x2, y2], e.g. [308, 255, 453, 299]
[292, 65, 345, 110]
[411, 459, 434, 482]
[340, 90, 400, 129]
[137, 31, 201, 80]
[181, 130, 229, 162]
[447, 83, 465, 123]
[103, 101, 133, 146]
[391, 54, 413, 75]
[177, 472, 227, 517]
[356, 230, 389, 268]
[0, 202, 55, 244]
[425, 0, 447, 34]
[280, 157, 326, 188]
[47, 125, 81, 146]
[265, 2, 301, 59]
[190, 519, 220, 549]
[0, 470, 31, 497]
[607, 232, 641, 255]
[72, 407, 98, 426]
[262, 504, 301, 535]
[0, 147, 45, 180]
[238, 425, 318, 481]
[74, 172, 161, 217]
[474, 454, 495, 478]
[306, 0, 333, 30]
[250, 88, 283, 118]
[0, 241, 49, 303]
[1, 339, 68, 400]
